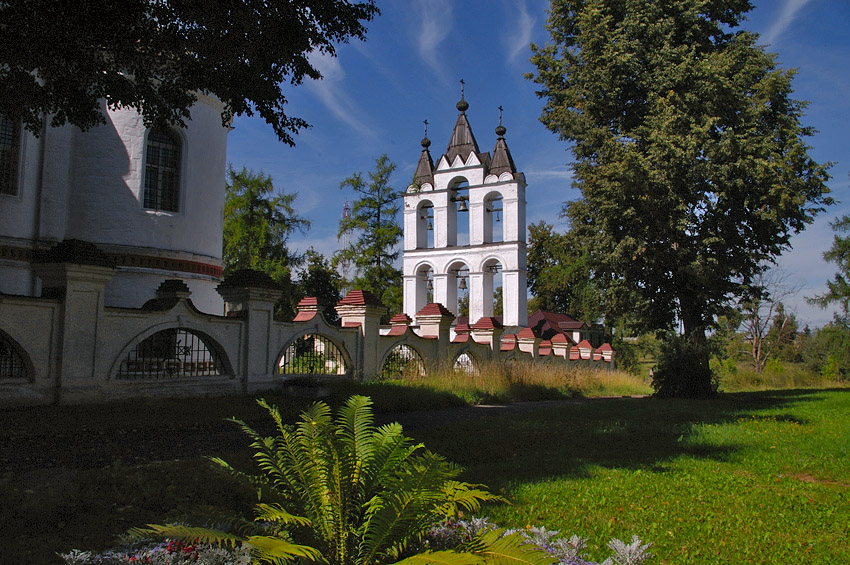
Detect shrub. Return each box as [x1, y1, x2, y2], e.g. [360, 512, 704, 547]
[651, 334, 718, 398]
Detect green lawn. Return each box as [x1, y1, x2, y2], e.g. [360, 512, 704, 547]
[412, 389, 850, 563]
[1, 386, 847, 563]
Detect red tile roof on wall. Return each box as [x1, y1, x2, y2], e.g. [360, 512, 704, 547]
[550, 333, 571, 344]
[516, 327, 537, 340]
[389, 313, 412, 325]
[500, 333, 516, 351]
[416, 302, 455, 318]
[297, 296, 319, 308]
[527, 309, 582, 340]
[386, 325, 408, 336]
[452, 333, 470, 343]
[597, 343, 613, 352]
[471, 316, 504, 330]
[577, 339, 593, 350]
[337, 289, 383, 307]
[292, 310, 317, 322]
[538, 340, 552, 356]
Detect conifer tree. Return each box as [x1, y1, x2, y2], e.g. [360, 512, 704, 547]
[809, 214, 850, 322]
[336, 155, 402, 316]
[223, 166, 309, 318]
[530, 0, 832, 396]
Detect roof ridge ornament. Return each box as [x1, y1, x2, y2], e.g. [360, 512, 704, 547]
[456, 78, 469, 113]
[496, 105, 506, 137]
[421, 119, 431, 148]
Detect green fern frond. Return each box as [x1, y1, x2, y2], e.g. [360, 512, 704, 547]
[255, 503, 312, 527]
[129, 524, 242, 548]
[437, 481, 507, 517]
[244, 534, 325, 563]
[469, 529, 554, 565]
[391, 550, 487, 564]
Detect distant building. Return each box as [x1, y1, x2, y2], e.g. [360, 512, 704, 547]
[0, 96, 229, 314]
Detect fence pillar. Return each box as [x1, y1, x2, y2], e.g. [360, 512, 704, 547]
[217, 270, 282, 391]
[336, 290, 386, 379]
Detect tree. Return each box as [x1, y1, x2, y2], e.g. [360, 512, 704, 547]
[223, 166, 309, 317]
[336, 155, 403, 316]
[809, 214, 850, 322]
[0, 0, 378, 144]
[739, 267, 802, 372]
[296, 248, 344, 323]
[526, 221, 603, 322]
[530, 1, 832, 396]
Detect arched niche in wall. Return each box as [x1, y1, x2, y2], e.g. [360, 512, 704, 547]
[484, 190, 504, 243]
[379, 344, 425, 380]
[446, 259, 470, 317]
[278, 333, 349, 376]
[115, 327, 231, 379]
[452, 350, 477, 375]
[417, 199, 435, 249]
[0, 329, 33, 381]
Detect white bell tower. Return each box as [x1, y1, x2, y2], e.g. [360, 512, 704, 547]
[402, 93, 527, 327]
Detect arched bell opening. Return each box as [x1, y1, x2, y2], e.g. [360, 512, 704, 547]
[415, 264, 435, 313]
[484, 191, 504, 243]
[445, 259, 470, 317]
[448, 177, 470, 247]
[416, 199, 435, 249]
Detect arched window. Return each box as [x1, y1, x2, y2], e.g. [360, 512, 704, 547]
[143, 128, 181, 212]
[0, 114, 20, 196]
[380, 344, 425, 380]
[0, 331, 29, 380]
[117, 328, 226, 379]
[280, 334, 347, 375]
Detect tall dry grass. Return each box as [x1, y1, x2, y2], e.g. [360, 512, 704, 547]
[389, 359, 651, 404]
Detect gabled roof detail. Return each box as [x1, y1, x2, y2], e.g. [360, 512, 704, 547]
[517, 327, 537, 340]
[416, 302, 455, 318]
[413, 137, 434, 187]
[471, 316, 504, 330]
[489, 136, 516, 177]
[337, 289, 383, 307]
[445, 108, 480, 166]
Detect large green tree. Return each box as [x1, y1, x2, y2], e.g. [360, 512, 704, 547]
[0, 0, 378, 144]
[297, 248, 344, 324]
[530, 0, 832, 396]
[223, 166, 309, 317]
[336, 155, 403, 316]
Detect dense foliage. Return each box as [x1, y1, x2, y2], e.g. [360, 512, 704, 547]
[530, 0, 832, 396]
[809, 213, 850, 321]
[0, 0, 378, 144]
[223, 166, 309, 318]
[336, 155, 403, 317]
[297, 249, 344, 323]
[136, 396, 553, 564]
[527, 221, 603, 323]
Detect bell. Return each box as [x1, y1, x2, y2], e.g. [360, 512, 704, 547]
[495, 210, 501, 222]
[458, 276, 467, 290]
[458, 199, 468, 212]
[426, 279, 433, 291]
[427, 219, 433, 230]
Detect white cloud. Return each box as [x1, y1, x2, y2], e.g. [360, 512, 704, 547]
[503, 0, 535, 64]
[412, 0, 453, 83]
[761, 0, 814, 46]
[306, 51, 377, 138]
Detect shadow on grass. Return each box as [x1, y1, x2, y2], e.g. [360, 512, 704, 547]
[406, 388, 839, 487]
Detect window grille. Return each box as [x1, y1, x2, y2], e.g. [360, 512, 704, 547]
[0, 114, 20, 196]
[380, 344, 425, 380]
[0, 333, 28, 379]
[453, 352, 477, 375]
[143, 128, 181, 211]
[117, 329, 224, 379]
[280, 334, 346, 375]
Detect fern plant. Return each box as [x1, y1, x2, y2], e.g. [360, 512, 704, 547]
[135, 395, 552, 564]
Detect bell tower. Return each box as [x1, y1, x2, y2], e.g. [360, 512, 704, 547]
[402, 91, 527, 327]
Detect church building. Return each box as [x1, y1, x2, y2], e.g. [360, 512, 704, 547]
[402, 95, 528, 327]
[0, 96, 229, 314]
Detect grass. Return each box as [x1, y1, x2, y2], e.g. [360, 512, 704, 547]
[413, 389, 850, 563]
[2, 376, 847, 563]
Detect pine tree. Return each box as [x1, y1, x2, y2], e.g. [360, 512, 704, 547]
[336, 155, 403, 316]
[809, 214, 850, 322]
[530, 0, 832, 396]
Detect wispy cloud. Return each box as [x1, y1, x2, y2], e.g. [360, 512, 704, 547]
[306, 51, 377, 138]
[503, 0, 535, 64]
[761, 0, 814, 46]
[412, 0, 453, 84]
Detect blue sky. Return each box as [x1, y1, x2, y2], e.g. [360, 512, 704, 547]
[226, 0, 850, 327]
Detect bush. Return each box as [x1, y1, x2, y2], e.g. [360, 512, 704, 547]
[651, 334, 718, 398]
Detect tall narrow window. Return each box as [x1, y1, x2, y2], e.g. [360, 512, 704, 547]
[0, 114, 20, 196]
[143, 128, 181, 212]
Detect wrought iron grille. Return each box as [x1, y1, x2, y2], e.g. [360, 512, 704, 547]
[280, 334, 346, 375]
[0, 334, 27, 379]
[0, 114, 20, 196]
[117, 329, 224, 379]
[380, 344, 425, 380]
[144, 128, 181, 212]
[453, 352, 477, 375]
